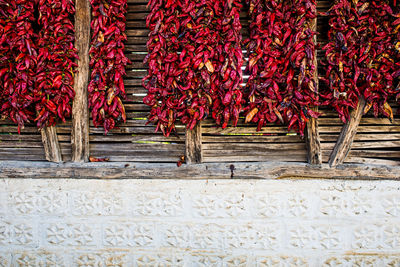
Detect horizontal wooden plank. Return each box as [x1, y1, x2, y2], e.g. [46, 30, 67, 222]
[1, 161, 399, 180]
[89, 134, 183, 143]
[202, 125, 400, 135]
[322, 149, 400, 159]
[203, 143, 306, 150]
[202, 155, 307, 163]
[202, 135, 303, 143]
[90, 142, 184, 151]
[90, 126, 185, 135]
[91, 156, 182, 162]
[321, 140, 400, 150]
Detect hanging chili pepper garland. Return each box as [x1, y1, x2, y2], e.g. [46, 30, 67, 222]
[393, 2, 400, 103]
[0, 0, 78, 131]
[89, 0, 130, 134]
[321, 0, 398, 122]
[143, 0, 243, 136]
[243, 0, 319, 136]
[35, 0, 78, 128]
[211, 0, 243, 129]
[0, 0, 38, 132]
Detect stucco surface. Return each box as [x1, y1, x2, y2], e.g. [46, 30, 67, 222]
[0, 179, 399, 266]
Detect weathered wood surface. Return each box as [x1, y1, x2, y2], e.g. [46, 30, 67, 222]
[0, 161, 399, 180]
[305, 15, 322, 165]
[41, 126, 62, 162]
[329, 97, 367, 167]
[72, 0, 90, 162]
[185, 123, 202, 164]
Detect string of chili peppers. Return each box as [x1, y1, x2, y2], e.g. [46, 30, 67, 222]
[89, 0, 130, 134]
[393, 2, 400, 103]
[243, 0, 318, 137]
[212, 0, 243, 129]
[143, 0, 243, 136]
[35, 0, 78, 128]
[321, 0, 398, 122]
[0, 0, 38, 132]
[143, 0, 217, 135]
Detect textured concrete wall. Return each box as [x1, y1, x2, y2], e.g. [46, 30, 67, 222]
[0, 179, 399, 266]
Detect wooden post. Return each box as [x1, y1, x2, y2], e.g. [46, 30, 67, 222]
[305, 13, 322, 164]
[306, 107, 321, 164]
[41, 126, 63, 162]
[72, 0, 90, 162]
[185, 122, 202, 164]
[329, 97, 366, 167]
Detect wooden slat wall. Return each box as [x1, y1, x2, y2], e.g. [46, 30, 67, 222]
[0, 0, 398, 165]
[0, 121, 71, 161]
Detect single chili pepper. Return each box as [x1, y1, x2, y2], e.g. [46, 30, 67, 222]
[89, 0, 130, 134]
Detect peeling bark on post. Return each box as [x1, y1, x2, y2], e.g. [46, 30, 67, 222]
[72, 0, 90, 162]
[185, 123, 202, 164]
[305, 14, 322, 165]
[329, 97, 367, 167]
[41, 126, 62, 162]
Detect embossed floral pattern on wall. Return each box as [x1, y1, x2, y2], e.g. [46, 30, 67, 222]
[0, 179, 399, 266]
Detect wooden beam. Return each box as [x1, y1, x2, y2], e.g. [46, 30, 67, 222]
[185, 122, 202, 164]
[0, 161, 399, 180]
[329, 97, 367, 167]
[71, 0, 90, 162]
[305, 12, 321, 165]
[40, 126, 62, 163]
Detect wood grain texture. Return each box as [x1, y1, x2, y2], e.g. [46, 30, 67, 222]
[305, 14, 322, 165]
[329, 97, 367, 167]
[0, 161, 399, 180]
[185, 123, 202, 164]
[72, 0, 90, 162]
[41, 126, 62, 162]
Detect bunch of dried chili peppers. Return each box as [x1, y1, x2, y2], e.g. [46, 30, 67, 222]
[35, 0, 78, 128]
[212, 0, 243, 129]
[89, 0, 130, 134]
[393, 3, 400, 103]
[0, 0, 77, 132]
[321, 0, 398, 122]
[243, 0, 318, 136]
[0, 0, 38, 131]
[143, 0, 243, 136]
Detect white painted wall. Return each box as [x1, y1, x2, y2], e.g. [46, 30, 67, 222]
[0, 179, 399, 266]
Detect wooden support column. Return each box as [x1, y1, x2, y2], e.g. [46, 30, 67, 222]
[329, 97, 366, 167]
[41, 126, 62, 162]
[305, 14, 322, 164]
[72, 0, 90, 162]
[185, 122, 202, 164]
